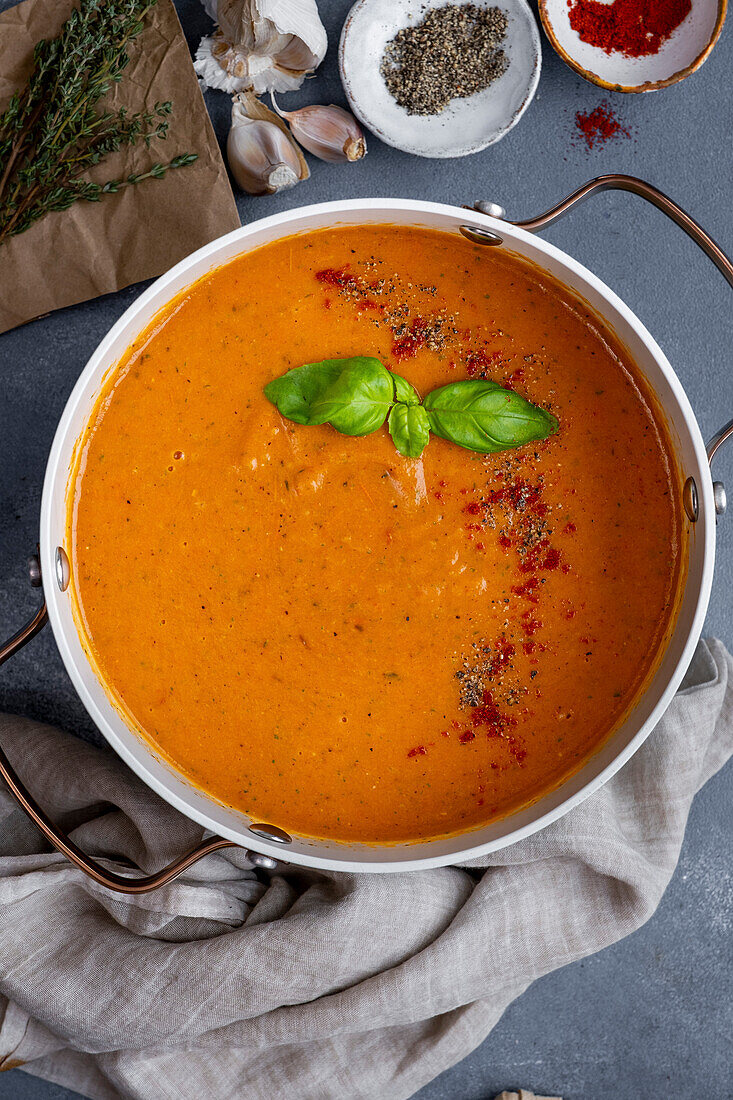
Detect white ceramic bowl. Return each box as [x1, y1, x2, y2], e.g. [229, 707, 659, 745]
[39, 197, 717, 874]
[539, 0, 726, 91]
[338, 0, 542, 157]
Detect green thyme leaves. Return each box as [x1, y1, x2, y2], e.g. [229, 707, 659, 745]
[0, 0, 197, 247]
[264, 357, 558, 459]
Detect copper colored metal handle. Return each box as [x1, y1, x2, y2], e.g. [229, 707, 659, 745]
[0, 601, 48, 665]
[0, 558, 237, 894]
[511, 174, 733, 293]
[491, 173, 733, 485]
[707, 420, 733, 468]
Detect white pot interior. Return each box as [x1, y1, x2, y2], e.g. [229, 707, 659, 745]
[40, 200, 716, 872]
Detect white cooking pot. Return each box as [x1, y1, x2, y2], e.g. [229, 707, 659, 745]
[2, 175, 731, 891]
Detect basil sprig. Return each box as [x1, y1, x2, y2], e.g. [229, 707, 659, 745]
[264, 357, 558, 459]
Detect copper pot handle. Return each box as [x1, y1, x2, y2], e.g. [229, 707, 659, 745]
[465, 172, 733, 486]
[0, 554, 242, 894]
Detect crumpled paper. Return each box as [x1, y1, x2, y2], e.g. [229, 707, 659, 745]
[0, 0, 240, 335]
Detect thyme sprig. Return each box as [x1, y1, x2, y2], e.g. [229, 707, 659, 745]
[0, 0, 197, 246]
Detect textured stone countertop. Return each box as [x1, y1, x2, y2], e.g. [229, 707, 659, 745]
[0, 0, 731, 1097]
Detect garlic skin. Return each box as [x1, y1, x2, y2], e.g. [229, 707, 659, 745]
[271, 99, 367, 163]
[196, 0, 327, 94]
[227, 93, 309, 194]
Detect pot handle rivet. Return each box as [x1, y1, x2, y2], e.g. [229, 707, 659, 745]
[471, 200, 506, 219]
[247, 851, 280, 870]
[713, 481, 727, 516]
[459, 224, 503, 247]
[249, 822, 293, 844]
[682, 477, 699, 523]
[55, 547, 70, 592]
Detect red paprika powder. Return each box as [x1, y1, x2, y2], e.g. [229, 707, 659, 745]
[573, 101, 631, 150]
[568, 0, 692, 57]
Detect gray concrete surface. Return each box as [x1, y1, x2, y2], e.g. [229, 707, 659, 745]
[0, 0, 731, 1097]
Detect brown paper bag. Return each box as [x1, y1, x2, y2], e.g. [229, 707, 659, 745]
[0, 0, 240, 334]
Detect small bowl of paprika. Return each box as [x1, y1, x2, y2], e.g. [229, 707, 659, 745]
[539, 0, 726, 91]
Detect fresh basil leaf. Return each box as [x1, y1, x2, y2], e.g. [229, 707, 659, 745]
[389, 371, 420, 406]
[311, 358, 395, 436]
[388, 403, 431, 458]
[423, 380, 558, 454]
[264, 357, 394, 435]
[264, 359, 344, 425]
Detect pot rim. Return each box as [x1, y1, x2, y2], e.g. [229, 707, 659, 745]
[39, 197, 716, 872]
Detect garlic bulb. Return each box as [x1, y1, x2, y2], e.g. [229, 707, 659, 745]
[196, 0, 327, 94]
[227, 92, 309, 194]
[271, 97, 367, 163]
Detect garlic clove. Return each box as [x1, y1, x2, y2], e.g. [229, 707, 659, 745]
[233, 91, 310, 182]
[271, 97, 367, 163]
[228, 94, 309, 194]
[227, 118, 302, 193]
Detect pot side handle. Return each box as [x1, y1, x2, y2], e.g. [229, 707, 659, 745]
[0, 553, 244, 894]
[466, 173, 733, 489]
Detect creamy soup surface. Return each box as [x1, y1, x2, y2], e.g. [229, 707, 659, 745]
[69, 226, 684, 842]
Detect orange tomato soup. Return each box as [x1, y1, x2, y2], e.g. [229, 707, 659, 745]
[69, 226, 684, 842]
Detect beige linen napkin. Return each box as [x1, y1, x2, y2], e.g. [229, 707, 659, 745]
[0, 638, 731, 1100]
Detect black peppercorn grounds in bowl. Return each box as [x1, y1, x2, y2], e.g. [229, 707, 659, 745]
[339, 0, 542, 157]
